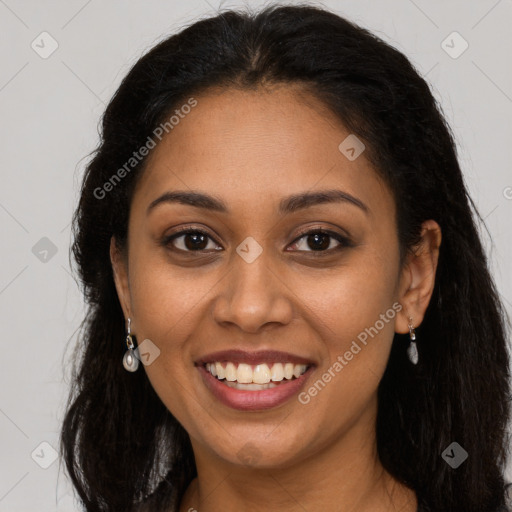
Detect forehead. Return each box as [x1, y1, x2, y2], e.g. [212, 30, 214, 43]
[132, 85, 393, 220]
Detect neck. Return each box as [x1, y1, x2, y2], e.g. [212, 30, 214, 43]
[179, 398, 417, 512]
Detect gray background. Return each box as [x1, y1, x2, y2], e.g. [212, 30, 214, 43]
[0, 0, 511, 510]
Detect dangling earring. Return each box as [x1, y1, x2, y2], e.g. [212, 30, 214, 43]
[122, 318, 139, 372]
[407, 317, 418, 365]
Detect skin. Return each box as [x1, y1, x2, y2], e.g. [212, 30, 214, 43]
[111, 84, 441, 512]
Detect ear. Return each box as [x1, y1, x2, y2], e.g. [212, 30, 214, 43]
[110, 236, 132, 319]
[395, 219, 442, 334]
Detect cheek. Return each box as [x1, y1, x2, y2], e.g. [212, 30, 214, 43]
[291, 246, 399, 405]
[126, 259, 213, 426]
[292, 247, 399, 345]
[126, 257, 188, 357]
[128, 245, 216, 338]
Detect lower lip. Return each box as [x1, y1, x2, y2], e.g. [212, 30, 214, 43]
[197, 365, 314, 411]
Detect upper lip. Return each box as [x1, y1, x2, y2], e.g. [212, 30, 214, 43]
[195, 349, 316, 367]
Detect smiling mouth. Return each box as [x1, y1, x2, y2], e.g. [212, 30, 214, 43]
[204, 361, 309, 390]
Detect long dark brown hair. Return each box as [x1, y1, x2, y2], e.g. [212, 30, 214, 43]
[60, 3, 511, 511]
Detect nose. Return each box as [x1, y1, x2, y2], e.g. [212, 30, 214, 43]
[212, 250, 294, 334]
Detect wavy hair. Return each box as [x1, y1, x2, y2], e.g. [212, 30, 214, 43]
[60, 3, 511, 511]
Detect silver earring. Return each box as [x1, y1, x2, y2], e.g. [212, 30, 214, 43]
[122, 318, 139, 372]
[407, 318, 418, 365]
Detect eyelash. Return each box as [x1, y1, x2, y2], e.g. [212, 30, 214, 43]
[161, 225, 353, 255]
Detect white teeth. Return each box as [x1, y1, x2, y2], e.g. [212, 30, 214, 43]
[225, 381, 278, 390]
[225, 362, 237, 381]
[215, 362, 225, 379]
[284, 363, 294, 380]
[205, 361, 308, 383]
[236, 363, 253, 384]
[253, 364, 271, 384]
[271, 363, 284, 381]
[293, 364, 305, 378]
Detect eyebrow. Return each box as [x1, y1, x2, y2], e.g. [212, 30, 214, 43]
[147, 189, 369, 216]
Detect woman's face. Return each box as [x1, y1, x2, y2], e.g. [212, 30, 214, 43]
[112, 84, 431, 469]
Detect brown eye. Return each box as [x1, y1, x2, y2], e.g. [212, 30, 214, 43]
[163, 229, 221, 252]
[288, 230, 352, 253]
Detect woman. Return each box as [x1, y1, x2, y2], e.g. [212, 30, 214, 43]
[60, 4, 512, 511]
